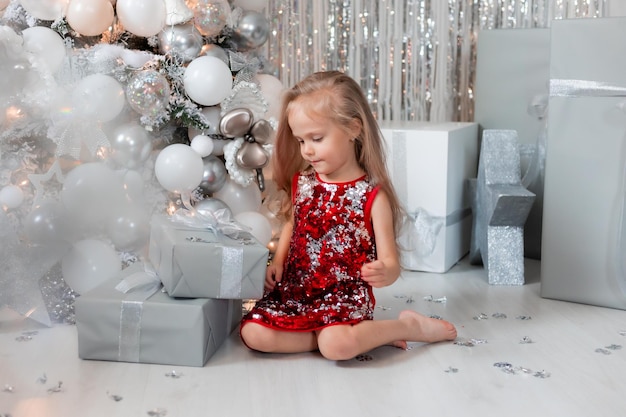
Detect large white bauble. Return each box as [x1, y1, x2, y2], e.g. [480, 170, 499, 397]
[116, 0, 167, 37]
[183, 56, 232, 106]
[0, 185, 24, 208]
[213, 178, 261, 215]
[62, 239, 121, 295]
[234, 210, 272, 245]
[154, 144, 204, 193]
[19, 0, 68, 20]
[72, 74, 125, 122]
[256, 73, 285, 121]
[21, 26, 66, 74]
[66, 0, 115, 37]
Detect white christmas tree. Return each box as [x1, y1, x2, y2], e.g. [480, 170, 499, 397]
[0, 0, 284, 325]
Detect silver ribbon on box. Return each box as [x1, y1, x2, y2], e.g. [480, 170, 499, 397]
[114, 264, 162, 363]
[170, 209, 253, 298]
[170, 208, 250, 239]
[391, 130, 471, 261]
[549, 78, 626, 295]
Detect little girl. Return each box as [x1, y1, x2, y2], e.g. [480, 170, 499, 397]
[240, 71, 457, 360]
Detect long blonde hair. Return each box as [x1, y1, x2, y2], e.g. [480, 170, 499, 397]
[271, 71, 405, 239]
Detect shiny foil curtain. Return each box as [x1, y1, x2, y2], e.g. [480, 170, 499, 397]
[262, 0, 606, 122]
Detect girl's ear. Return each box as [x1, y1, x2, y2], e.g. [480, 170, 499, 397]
[348, 118, 363, 139]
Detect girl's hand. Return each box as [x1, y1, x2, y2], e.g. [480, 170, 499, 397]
[360, 259, 397, 288]
[265, 263, 283, 291]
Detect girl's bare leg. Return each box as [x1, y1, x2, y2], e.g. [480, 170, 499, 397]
[240, 322, 319, 353]
[316, 310, 457, 361]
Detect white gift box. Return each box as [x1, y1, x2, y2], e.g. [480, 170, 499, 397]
[380, 122, 479, 273]
[540, 17, 626, 310]
[474, 28, 550, 149]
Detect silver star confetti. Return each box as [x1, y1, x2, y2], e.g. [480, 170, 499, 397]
[107, 391, 123, 402]
[47, 381, 64, 394]
[455, 338, 488, 347]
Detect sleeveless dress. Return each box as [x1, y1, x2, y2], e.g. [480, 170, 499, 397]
[241, 170, 379, 332]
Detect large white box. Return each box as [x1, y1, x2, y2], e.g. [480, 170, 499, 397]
[380, 122, 479, 273]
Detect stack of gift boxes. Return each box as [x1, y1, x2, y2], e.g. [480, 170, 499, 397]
[74, 214, 269, 367]
[475, 18, 626, 310]
[376, 16, 626, 313]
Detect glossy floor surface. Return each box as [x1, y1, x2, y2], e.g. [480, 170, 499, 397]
[1, 258, 625, 417]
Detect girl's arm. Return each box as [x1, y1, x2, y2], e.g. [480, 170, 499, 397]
[360, 190, 401, 288]
[265, 213, 293, 291]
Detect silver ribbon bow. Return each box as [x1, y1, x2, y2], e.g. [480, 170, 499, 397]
[170, 207, 250, 239]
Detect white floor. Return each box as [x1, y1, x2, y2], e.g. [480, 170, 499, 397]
[1, 258, 626, 417]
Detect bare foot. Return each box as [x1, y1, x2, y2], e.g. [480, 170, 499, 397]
[398, 310, 457, 343]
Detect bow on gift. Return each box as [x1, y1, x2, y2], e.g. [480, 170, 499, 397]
[171, 207, 251, 240]
[219, 107, 273, 191]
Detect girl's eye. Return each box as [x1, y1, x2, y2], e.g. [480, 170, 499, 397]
[312, 137, 322, 142]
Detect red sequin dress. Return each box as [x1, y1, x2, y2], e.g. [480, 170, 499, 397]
[242, 170, 379, 332]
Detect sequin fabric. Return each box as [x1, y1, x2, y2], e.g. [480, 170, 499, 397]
[242, 170, 379, 331]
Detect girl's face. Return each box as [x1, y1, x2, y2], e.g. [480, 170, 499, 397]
[288, 103, 362, 182]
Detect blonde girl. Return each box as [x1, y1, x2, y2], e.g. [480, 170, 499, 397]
[240, 71, 457, 360]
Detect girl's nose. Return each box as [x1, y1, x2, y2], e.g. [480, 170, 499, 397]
[302, 142, 313, 156]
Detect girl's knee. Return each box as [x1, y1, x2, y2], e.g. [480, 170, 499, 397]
[240, 323, 276, 352]
[317, 327, 359, 361]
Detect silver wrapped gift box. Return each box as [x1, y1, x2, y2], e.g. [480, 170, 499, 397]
[541, 17, 626, 310]
[149, 215, 269, 299]
[75, 263, 242, 367]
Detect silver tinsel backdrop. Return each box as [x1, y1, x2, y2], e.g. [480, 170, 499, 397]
[262, 0, 606, 122]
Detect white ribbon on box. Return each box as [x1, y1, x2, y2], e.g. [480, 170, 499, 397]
[114, 264, 162, 363]
[549, 78, 626, 295]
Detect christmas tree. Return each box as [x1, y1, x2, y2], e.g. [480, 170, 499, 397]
[0, 0, 284, 326]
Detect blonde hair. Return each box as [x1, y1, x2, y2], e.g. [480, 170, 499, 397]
[271, 70, 405, 239]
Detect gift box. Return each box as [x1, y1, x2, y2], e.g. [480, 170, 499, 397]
[540, 17, 626, 310]
[474, 28, 551, 260]
[75, 263, 242, 367]
[380, 122, 479, 273]
[474, 28, 550, 148]
[148, 215, 268, 299]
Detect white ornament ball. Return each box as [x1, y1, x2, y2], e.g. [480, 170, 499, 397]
[190, 135, 215, 157]
[235, 211, 272, 246]
[0, 185, 24, 208]
[183, 56, 232, 106]
[21, 26, 66, 74]
[116, 0, 167, 37]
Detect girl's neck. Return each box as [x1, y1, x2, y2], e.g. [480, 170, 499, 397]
[316, 167, 367, 184]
